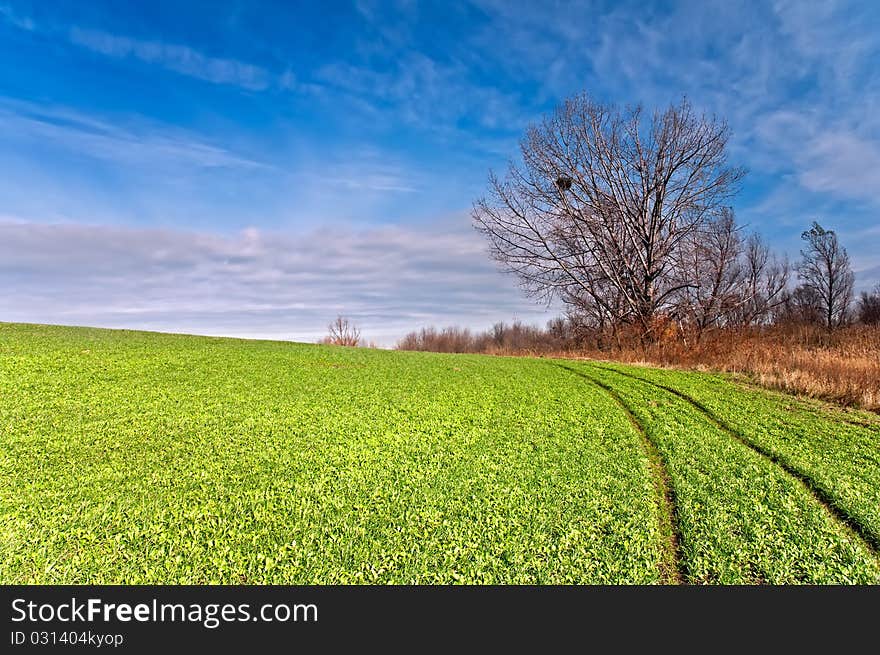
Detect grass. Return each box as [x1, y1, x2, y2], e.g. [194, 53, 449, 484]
[583, 325, 880, 412]
[2, 322, 879, 583]
[568, 363, 879, 583]
[399, 323, 880, 412]
[600, 364, 880, 549]
[1, 323, 661, 584]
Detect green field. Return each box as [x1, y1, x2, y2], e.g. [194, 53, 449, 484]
[2, 323, 879, 584]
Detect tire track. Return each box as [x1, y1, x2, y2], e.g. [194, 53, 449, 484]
[552, 362, 685, 585]
[592, 363, 880, 556]
[735, 379, 880, 430]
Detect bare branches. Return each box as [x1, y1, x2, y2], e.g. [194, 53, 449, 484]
[473, 93, 860, 341]
[737, 232, 789, 326]
[671, 211, 791, 335]
[798, 222, 854, 329]
[473, 93, 745, 342]
[674, 208, 745, 333]
[858, 285, 880, 325]
[322, 316, 361, 347]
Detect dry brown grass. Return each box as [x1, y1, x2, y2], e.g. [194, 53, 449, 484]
[566, 325, 880, 412]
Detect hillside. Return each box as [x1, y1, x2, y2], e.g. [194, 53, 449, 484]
[2, 323, 879, 583]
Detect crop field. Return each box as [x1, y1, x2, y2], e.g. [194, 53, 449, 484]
[2, 323, 879, 584]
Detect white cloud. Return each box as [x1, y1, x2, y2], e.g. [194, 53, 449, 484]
[302, 148, 421, 194]
[799, 132, 880, 198]
[773, 0, 879, 89]
[316, 52, 530, 133]
[754, 110, 880, 204]
[0, 218, 556, 345]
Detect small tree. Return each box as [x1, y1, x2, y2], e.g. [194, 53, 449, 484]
[323, 316, 361, 346]
[858, 285, 880, 325]
[798, 222, 854, 329]
[675, 208, 745, 335]
[735, 232, 789, 326]
[780, 285, 824, 325]
[491, 322, 506, 347]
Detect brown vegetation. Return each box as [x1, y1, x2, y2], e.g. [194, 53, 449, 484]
[397, 321, 880, 412]
[397, 320, 574, 354]
[587, 324, 880, 412]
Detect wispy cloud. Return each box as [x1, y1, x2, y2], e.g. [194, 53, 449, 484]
[0, 98, 268, 170]
[316, 52, 531, 133]
[304, 148, 420, 193]
[0, 3, 34, 30]
[799, 132, 880, 200]
[753, 109, 880, 205]
[1, 7, 284, 91]
[68, 26, 273, 91]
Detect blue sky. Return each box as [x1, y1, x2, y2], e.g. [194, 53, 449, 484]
[2, 0, 879, 343]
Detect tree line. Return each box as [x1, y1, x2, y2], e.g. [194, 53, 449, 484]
[467, 93, 877, 347]
[329, 92, 878, 353]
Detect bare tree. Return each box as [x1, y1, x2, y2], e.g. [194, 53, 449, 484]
[798, 222, 854, 329]
[473, 94, 745, 342]
[561, 277, 623, 341]
[735, 232, 790, 326]
[857, 284, 880, 325]
[491, 322, 506, 347]
[546, 315, 575, 348]
[322, 316, 361, 347]
[674, 208, 745, 335]
[775, 285, 823, 325]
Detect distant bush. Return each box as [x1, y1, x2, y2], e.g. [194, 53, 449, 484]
[858, 286, 880, 325]
[396, 319, 585, 354]
[320, 316, 361, 347]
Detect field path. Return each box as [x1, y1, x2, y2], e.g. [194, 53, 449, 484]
[566, 361, 880, 583]
[553, 363, 684, 584]
[596, 364, 880, 555]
